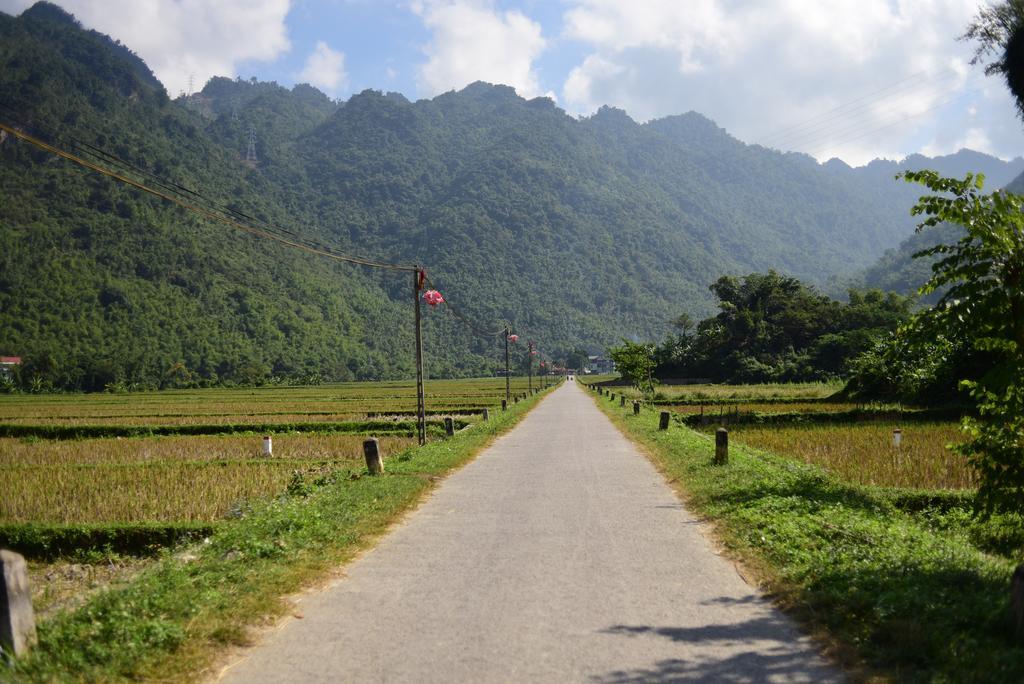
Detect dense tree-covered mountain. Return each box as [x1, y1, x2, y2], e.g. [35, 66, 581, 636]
[1, 2, 1020, 389]
[857, 164, 1024, 298]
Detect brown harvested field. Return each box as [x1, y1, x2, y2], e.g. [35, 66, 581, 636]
[0, 377, 547, 525]
[611, 381, 843, 402]
[0, 433, 417, 466]
[668, 401, 856, 415]
[1, 431, 414, 522]
[2, 461, 305, 523]
[0, 377, 537, 422]
[725, 421, 973, 490]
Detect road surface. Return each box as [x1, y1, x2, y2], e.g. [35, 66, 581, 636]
[220, 381, 840, 683]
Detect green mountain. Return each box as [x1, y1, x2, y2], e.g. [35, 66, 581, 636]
[1, 2, 1019, 389]
[856, 162, 1024, 299]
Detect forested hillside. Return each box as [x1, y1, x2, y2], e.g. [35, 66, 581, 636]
[1, 2, 1020, 389]
[858, 165, 1024, 298]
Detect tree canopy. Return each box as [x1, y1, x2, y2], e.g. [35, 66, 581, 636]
[653, 271, 911, 383]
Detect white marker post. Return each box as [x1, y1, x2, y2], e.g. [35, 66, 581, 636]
[262, 435, 273, 457]
[893, 429, 902, 448]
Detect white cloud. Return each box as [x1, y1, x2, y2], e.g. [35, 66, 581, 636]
[560, 0, 1024, 165]
[1, 0, 292, 97]
[413, 0, 547, 98]
[298, 41, 347, 94]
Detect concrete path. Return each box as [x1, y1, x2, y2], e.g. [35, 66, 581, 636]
[220, 381, 841, 683]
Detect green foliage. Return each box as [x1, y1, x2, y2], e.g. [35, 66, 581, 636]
[608, 340, 656, 395]
[898, 170, 1024, 515]
[656, 271, 911, 383]
[962, 0, 1024, 119]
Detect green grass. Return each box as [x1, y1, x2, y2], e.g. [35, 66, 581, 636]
[592, 387, 1024, 683]
[8, 383, 559, 682]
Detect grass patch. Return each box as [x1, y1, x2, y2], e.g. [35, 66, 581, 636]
[7, 383, 559, 682]
[592, 390, 1024, 683]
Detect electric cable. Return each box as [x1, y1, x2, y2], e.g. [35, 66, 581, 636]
[0, 118, 418, 272]
[421, 273, 508, 338]
[759, 68, 964, 150]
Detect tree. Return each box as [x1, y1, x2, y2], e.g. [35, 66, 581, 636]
[962, 1, 1024, 119]
[901, 170, 1024, 515]
[608, 341, 656, 396]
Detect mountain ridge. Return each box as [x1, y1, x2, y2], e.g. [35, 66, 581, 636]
[1, 1, 1020, 389]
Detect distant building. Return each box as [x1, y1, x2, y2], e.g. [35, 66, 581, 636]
[0, 356, 21, 379]
[586, 355, 615, 374]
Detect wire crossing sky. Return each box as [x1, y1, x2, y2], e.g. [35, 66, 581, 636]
[1, 0, 1021, 166]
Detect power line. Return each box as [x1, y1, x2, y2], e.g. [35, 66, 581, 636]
[0, 119, 417, 272]
[766, 79, 964, 152]
[1, 109, 536, 356]
[759, 69, 955, 146]
[0, 103, 317, 245]
[758, 69, 968, 152]
[422, 273, 507, 338]
[803, 86, 982, 159]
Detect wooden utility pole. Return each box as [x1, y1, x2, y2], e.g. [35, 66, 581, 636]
[414, 268, 426, 446]
[528, 341, 533, 392]
[504, 327, 511, 402]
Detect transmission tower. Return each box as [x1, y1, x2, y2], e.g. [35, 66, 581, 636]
[246, 125, 258, 163]
[187, 74, 194, 97]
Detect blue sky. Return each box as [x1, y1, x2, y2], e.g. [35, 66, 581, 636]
[2, 0, 1022, 166]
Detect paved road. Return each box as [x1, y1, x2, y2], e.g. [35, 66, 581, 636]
[221, 381, 840, 683]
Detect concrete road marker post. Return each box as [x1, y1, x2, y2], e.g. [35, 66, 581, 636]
[0, 549, 36, 657]
[714, 428, 729, 465]
[363, 438, 384, 475]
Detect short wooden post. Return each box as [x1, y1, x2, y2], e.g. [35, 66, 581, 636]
[714, 428, 728, 465]
[1012, 563, 1024, 640]
[363, 438, 383, 475]
[620, 395, 625, 407]
[659, 411, 670, 430]
[481, 408, 489, 421]
[514, 396, 519, 404]
[633, 400, 640, 415]
[609, 393, 615, 401]
[444, 417, 455, 437]
[501, 399, 507, 411]
[0, 549, 36, 657]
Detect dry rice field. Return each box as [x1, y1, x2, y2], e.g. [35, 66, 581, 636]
[0, 378, 536, 524]
[726, 421, 972, 490]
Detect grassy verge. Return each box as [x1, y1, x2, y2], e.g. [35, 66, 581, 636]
[591, 391, 1024, 683]
[8, 384, 557, 682]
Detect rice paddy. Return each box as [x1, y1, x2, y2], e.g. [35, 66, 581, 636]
[626, 381, 971, 491]
[610, 381, 844, 402]
[724, 421, 972, 490]
[0, 378, 539, 525]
